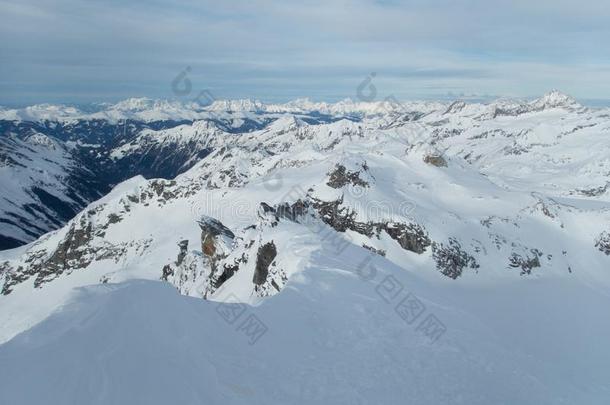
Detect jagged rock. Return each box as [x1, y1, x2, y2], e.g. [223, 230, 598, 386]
[197, 216, 235, 240]
[595, 232, 610, 255]
[311, 196, 431, 254]
[362, 245, 386, 256]
[107, 213, 123, 225]
[176, 240, 189, 266]
[258, 200, 309, 224]
[162, 250, 207, 297]
[161, 264, 174, 280]
[327, 164, 369, 189]
[2, 215, 152, 295]
[444, 100, 466, 115]
[197, 216, 235, 287]
[276, 200, 309, 221]
[575, 183, 609, 197]
[509, 249, 542, 275]
[432, 238, 479, 279]
[381, 222, 431, 254]
[259, 202, 276, 215]
[198, 216, 234, 259]
[253, 242, 277, 285]
[311, 197, 361, 233]
[4, 216, 103, 293]
[214, 263, 239, 289]
[423, 154, 447, 167]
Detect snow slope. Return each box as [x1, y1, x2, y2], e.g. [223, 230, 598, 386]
[1, 269, 608, 404]
[0, 129, 94, 247]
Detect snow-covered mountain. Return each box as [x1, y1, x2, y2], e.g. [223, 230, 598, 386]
[0, 105, 350, 249]
[1, 91, 609, 404]
[0, 97, 433, 122]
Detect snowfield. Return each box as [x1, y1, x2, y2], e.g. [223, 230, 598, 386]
[1, 92, 609, 404]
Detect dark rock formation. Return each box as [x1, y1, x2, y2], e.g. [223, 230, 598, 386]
[444, 100, 466, 115]
[161, 264, 174, 281]
[259, 200, 310, 224]
[432, 238, 479, 279]
[509, 249, 542, 275]
[327, 164, 369, 189]
[311, 197, 362, 233]
[423, 154, 448, 167]
[196, 216, 235, 289]
[311, 196, 431, 254]
[381, 222, 431, 254]
[176, 240, 189, 266]
[253, 242, 277, 285]
[197, 216, 235, 241]
[595, 232, 610, 255]
[2, 211, 152, 295]
[362, 245, 386, 257]
[575, 183, 609, 197]
[214, 263, 239, 289]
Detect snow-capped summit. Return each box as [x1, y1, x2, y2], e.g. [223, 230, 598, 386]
[111, 97, 158, 111]
[23, 132, 58, 150]
[206, 99, 266, 112]
[530, 90, 582, 111]
[265, 114, 308, 132]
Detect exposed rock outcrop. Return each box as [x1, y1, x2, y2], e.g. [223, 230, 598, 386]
[509, 249, 542, 275]
[381, 222, 431, 254]
[423, 154, 447, 167]
[327, 164, 369, 189]
[253, 242, 277, 285]
[595, 232, 610, 255]
[432, 238, 479, 279]
[1, 210, 152, 295]
[197, 216, 235, 288]
[311, 196, 431, 254]
[176, 240, 189, 265]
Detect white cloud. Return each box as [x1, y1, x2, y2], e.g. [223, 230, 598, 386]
[0, 0, 609, 103]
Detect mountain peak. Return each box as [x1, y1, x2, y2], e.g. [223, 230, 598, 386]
[206, 99, 265, 112]
[267, 114, 307, 131]
[531, 90, 580, 110]
[112, 97, 157, 111]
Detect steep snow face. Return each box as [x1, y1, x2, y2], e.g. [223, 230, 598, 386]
[0, 128, 91, 248]
[108, 120, 230, 178]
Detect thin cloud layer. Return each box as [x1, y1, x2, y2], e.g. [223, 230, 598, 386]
[0, 0, 608, 104]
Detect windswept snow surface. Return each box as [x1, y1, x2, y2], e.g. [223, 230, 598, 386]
[1, 268, 609, 404]
[1, 91, 610, 404]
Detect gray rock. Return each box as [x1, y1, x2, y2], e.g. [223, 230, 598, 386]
[423, 154, 448, 167]
[595, 232, 610, 255]
[253, 242, 277, 285]
[432, 238, 479, 279]
[326, 164, 369, 189]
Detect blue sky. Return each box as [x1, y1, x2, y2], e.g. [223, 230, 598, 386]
[1, 0, 609, 105]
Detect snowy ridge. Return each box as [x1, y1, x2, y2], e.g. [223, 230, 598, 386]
[0, 91, 592, 123]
